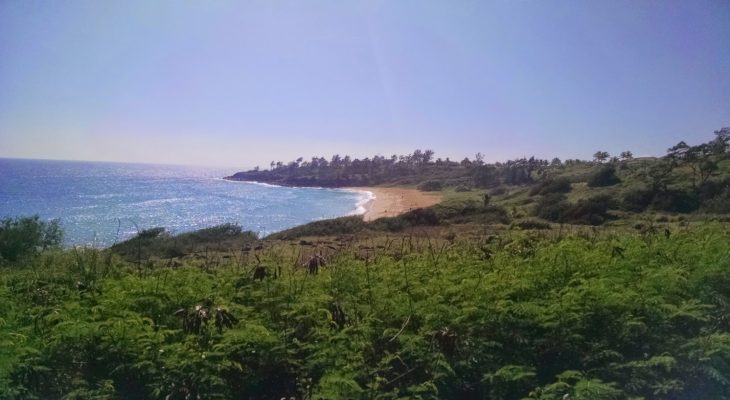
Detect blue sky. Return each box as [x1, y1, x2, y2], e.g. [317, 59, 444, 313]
[1, 1, 728, 168]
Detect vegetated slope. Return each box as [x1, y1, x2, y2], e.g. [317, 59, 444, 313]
[225, 128, 730, 234]
[227, 128, 729, 194]
[109, 223, 258, 261]
[1, 224, 729, 399]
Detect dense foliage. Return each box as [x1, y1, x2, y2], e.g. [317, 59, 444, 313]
[587, 165, 620, 187]
[227, 150, 570, 188]
[110, 223, 258, 261]
[267, 199, 510, 240]
[226, 128, 730, 226]
[228, 128, 726, 188]
[1, 224, 729, 399]
[0, 216, 62, 264]
[1, 128, 729, 398]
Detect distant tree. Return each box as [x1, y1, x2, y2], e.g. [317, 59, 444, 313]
[473, 165, 500, 188]
[689, 145, 719, 187]
[530, 177, 572, 195]
[417, 180, 442, 191]
[423, 149, 435, 164]
[331, 154, 341, 167]
[0, 216, 63, 263]
[643, 159, 675, 192]
[620, 151, 633, 160]
[587, 165, 620, 187]
[667, 141, 691, 162]
[711, 127, 730, 154]
[474, 153, 485, 166]
[501, 159, 533, 185]
[668, 141, 720, 188]
[550, 157, 562, 167]
[593, 151, 610, 163]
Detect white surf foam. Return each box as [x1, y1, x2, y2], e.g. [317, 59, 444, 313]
[342, 189, 376, 215]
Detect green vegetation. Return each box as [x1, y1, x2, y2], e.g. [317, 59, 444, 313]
[0, 216, 62, 264]
[1, 220, 729, 399]
[587, 165, 620, 187]
[228, 128, 730, 228]
[268, 196, 510, 240]
[417, 180, 444, 192]
[110, 223, 258, 261]
[1, 127, 729, 399]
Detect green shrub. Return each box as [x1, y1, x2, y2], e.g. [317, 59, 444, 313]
[417, 180, 443, 191]
[701, 188, 730, 213]
[111, 223, 258, 260]
[371, 207, 441, 231]
[535, 193, 570, 222]
[587, 165, 620, 187]
[0, 215, 63, 263]
[529, 177, 572, 196]
[4, 225, 730, 399]
[651, 189, 699, 213]
[622, 187, 655, 212]
[268, 216, 367, 239]
[514, 219, 552, 230]
[536, 194, 616, 225]
[565, 194, 617, 225]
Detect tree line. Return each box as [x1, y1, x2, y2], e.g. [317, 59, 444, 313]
[228, 128, 729, 196]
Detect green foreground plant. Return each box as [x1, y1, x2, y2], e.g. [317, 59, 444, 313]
[1, 223, 729, 399]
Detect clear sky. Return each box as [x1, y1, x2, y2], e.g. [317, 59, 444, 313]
[1, 1, 728, 168]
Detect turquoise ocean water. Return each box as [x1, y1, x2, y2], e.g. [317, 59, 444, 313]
[0, 158, 372, 247]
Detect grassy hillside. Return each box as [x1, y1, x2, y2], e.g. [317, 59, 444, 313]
[227, 129, 730, 238]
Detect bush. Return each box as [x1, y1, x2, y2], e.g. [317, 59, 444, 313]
[587, 165, 620, 187]
[417, 180, 443, 191]
[371, 208, 441, 231]
[0, 215, 63, 263]
[268, 216, 367, 240]
[112, 223, 258, 260]
[5, 225, 730, 399]
[698, 178, 730, 201]
[701, 188, 730, 213]
[529, 177, 572, 196]
[564, 194, 617, 225]
[535, 194, 570, 222]
[622, 187, 655, 212]
[536, 194, 616, 225]
[514, 219, 552, 230]
[651, 189, 699, 213]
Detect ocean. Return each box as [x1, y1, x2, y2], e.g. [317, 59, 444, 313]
[0, 158, 372, 247]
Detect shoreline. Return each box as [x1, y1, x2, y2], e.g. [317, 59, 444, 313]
[222, 178, 443, 222]
[349, 187, 442, 222]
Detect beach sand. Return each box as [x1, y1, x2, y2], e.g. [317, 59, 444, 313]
[351, 187, 442, 222]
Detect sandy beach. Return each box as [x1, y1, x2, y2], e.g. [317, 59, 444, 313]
[351, 187, 442, 222]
